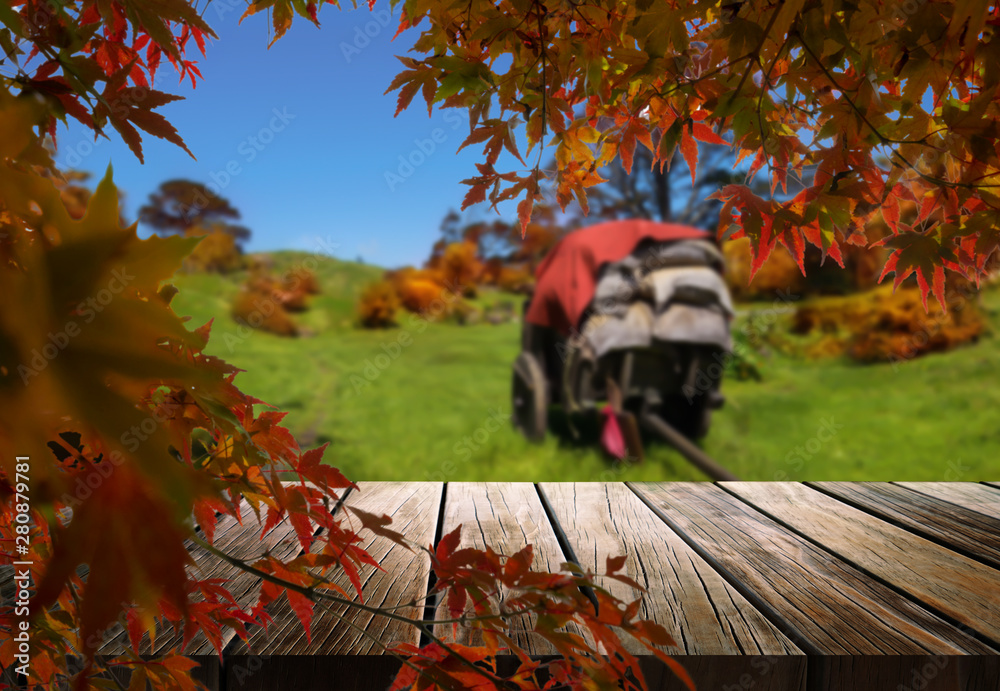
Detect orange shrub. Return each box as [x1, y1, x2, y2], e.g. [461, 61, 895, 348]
[724, 236, 888, 299]
[397, 277, 446, 315]
[276, 287, 309, 312]
[386, 266, 438, 292]
[787, 284, 986, 363]
[231, 288, 299, 336]
[183, 228, 244, 273]
[480, 257, 505, 285]
[497, 264, 534, 294]
[437, 241, 482, 296]
[244, 272, 310, 312]
[283, 267, 321, 295]
[357, 280, 401, 328]
[723, 237, 805, 299]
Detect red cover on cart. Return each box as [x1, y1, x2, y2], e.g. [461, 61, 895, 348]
[525, 220, 711, 335]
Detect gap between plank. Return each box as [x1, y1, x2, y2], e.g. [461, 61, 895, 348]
[219, 485, 356, 662]
[418, 482, 449, 649]
[715, 483, 1000, 653]
[534, 483, 600, 616]
[807, 481, 1000, 571]
[624, 482, 824, 656]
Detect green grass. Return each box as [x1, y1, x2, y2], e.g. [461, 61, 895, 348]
[169, 255, 1000, 482]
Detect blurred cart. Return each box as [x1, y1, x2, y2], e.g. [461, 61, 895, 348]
[512, 220, 737, 478]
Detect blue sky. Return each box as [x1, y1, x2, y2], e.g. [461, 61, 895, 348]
[55, 1, 520, 268]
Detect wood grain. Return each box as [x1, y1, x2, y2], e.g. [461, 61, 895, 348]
[805, 655, 1000, 691]
[639, 656, 806, 691]
[630, 482, 995, 654]
[98, 499, 303, 656]
[894, 482, 1000, 521]
[539, 482, 801, 655]
[724, 482, 1000, 646]
[810, 482, 1000, 569]
[433, 482, 571, 654]
[807, 656, 962, 691]
[92, 656, 220, 691]
[230, 482, 441, 655]
[225, 656, 403, 691]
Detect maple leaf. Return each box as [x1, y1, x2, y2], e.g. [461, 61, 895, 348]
[875, 230, 953, 311]
[113, 0, 216, 62]
[457, 118, 525, 166]
[295, 443, 357, 494]
[678, 127, 699, 184]
[617, 115, 654, 175]
[93, 66, 195, 163]
[254, 555, 317, 640]
[0, 163, 223, 502]
[31, 465, 194, 659]
[348, 504, 412, 551]
[385, 57, 439, 117]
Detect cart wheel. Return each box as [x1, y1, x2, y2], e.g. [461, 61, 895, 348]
[563, 336, 596, 413]
[512, 352, 548, 441]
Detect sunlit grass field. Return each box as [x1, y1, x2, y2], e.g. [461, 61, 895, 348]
[169, 252, 1000, 482]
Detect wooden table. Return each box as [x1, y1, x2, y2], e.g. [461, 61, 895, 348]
[90, 482, 1000, 690]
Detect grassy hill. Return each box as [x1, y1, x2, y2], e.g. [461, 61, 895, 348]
[168, 252, 1000, 482]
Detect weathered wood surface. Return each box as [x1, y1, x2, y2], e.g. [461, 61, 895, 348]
[41, 482, 1000, 691]
[639, 656, 808, 691]
[629, 482, 995, 654]
[93, 656, 221, 690]
[224, 656, 404, 691]
[724, 482, 1000, 646]
[432, 482, 571, 654]
[809, 481, 1000, 569]
[894, 482, 1000, 521]
[229, 482, 441, 655]
[805, 656, 997, 691]
[98, 498, 304, 656]
[538, 482, 801, 655]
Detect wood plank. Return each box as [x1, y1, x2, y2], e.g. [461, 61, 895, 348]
[185, 483, 350, 654]
[640, 656, 806, 691]
[0, 565, 14, 605]
[810, 482, 1000, 569]
[893, 483, 1000, 522]
[539, 482, 801, 655]
[952, 655, 1000, 691]
[223, 655, 811, 691]
[806, 656, 1000, 691]
[433, 483, 570, 655]
[629, 482, 995, 654]
[225, 656, 404, 691]
[723, 482, 1000, 647]
[93, 656, 220, 691]
[184, 515, 303, 655]
[229, 482, 441, 655]
[98, 499, 301, 656]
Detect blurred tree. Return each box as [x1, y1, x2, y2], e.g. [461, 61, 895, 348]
[563, 143, 745, 232]
[432, 240, 483, 296]
[139, 179, 251, 248]
[434, 205, 563, 279]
